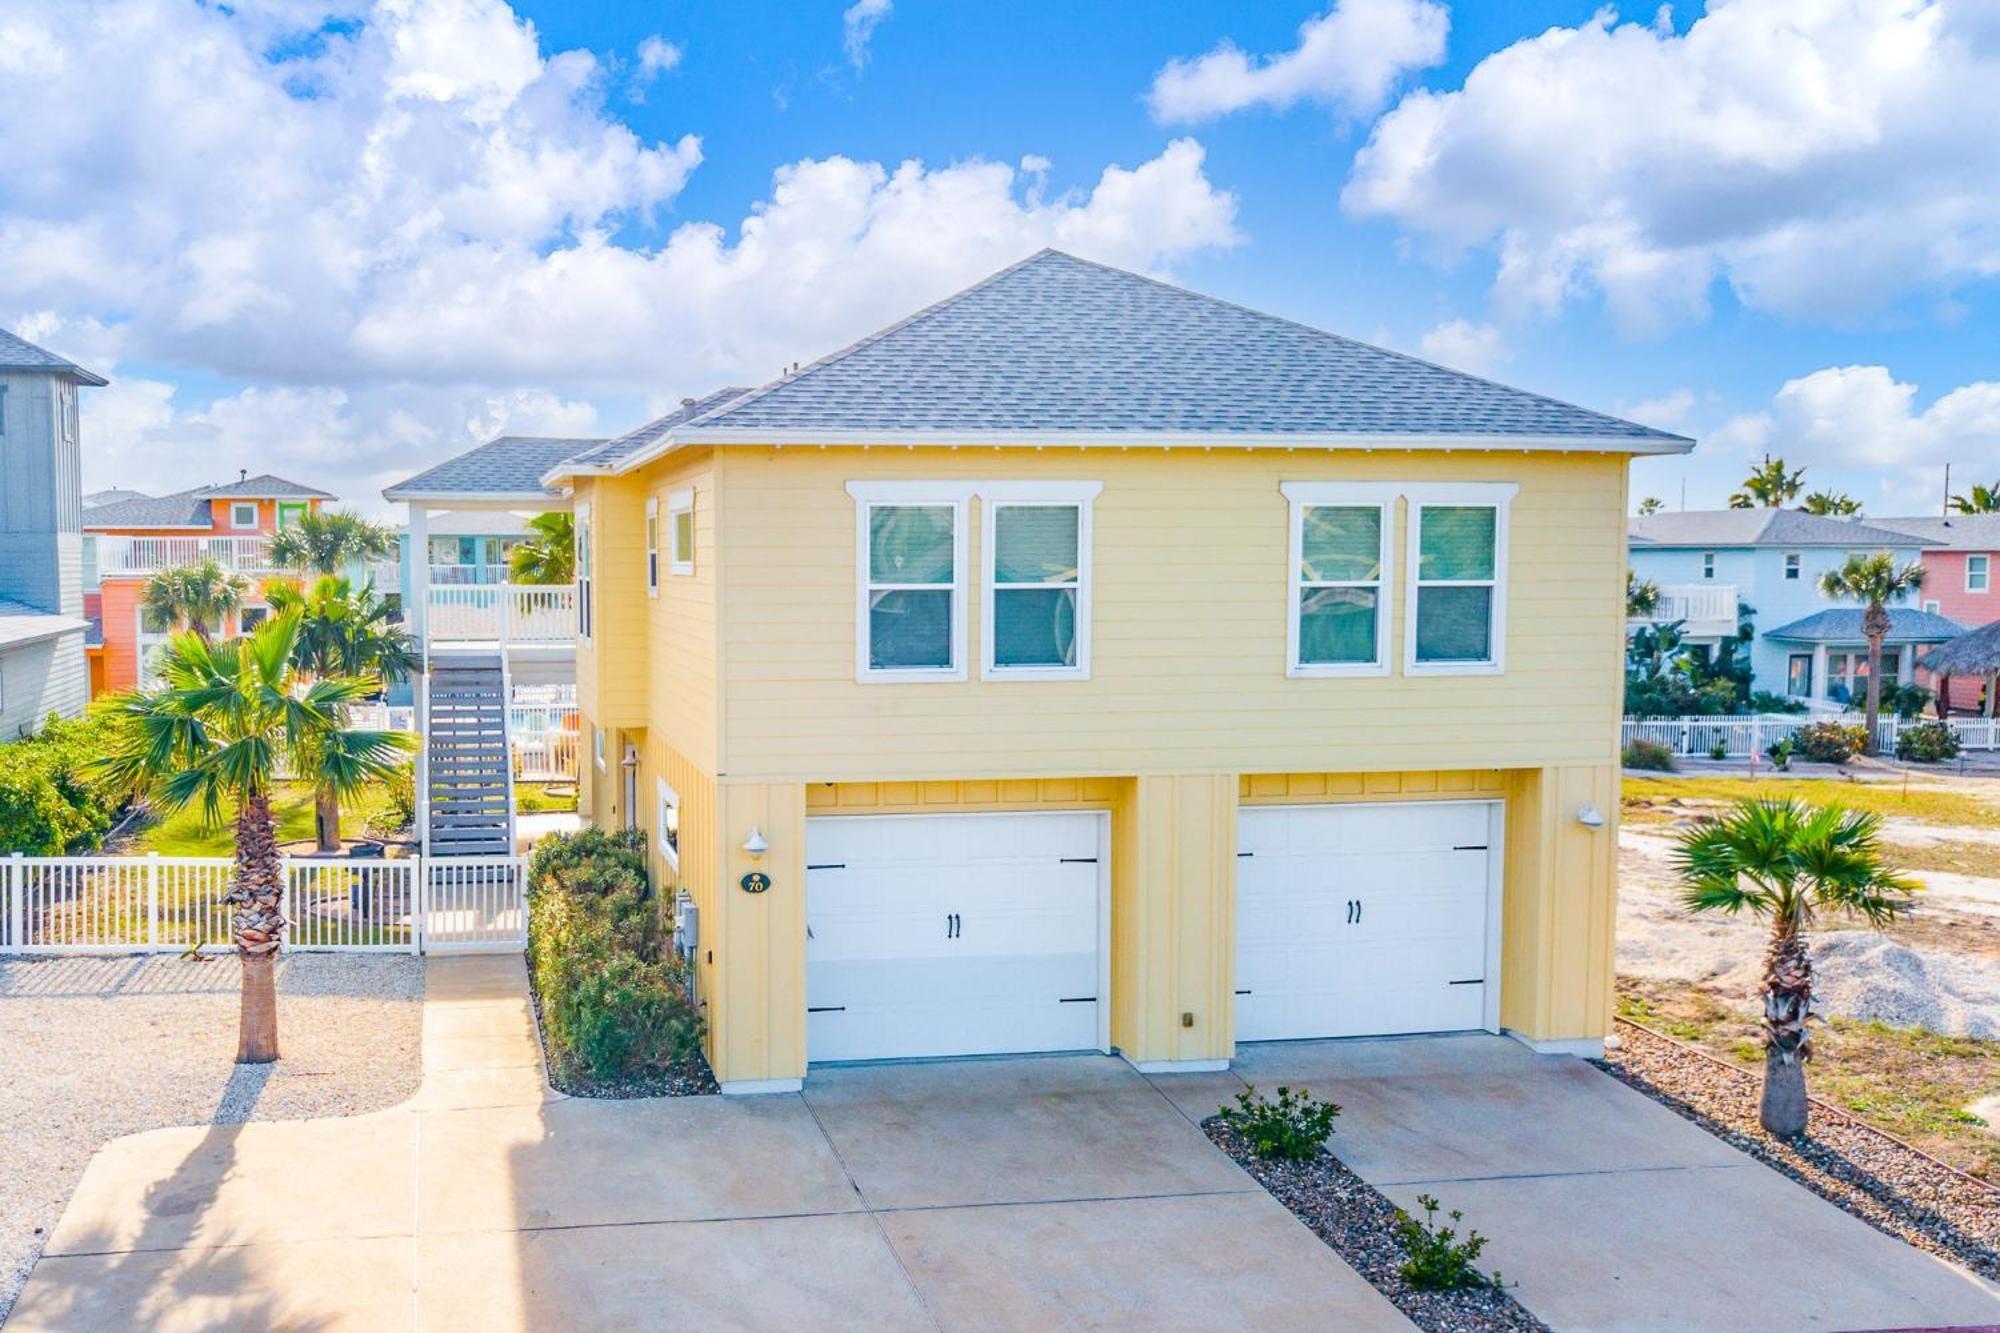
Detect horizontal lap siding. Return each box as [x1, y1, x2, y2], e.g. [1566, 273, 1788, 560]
[642, 451, 720, 772]
[717, 447, 1627, 782]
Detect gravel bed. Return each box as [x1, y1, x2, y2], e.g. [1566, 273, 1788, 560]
[1598, 1019, 2000, 1283]
[1204, 1120, 1546, 1333]
[524, 963, 717, 1098]
[0, 952, 423, 1324]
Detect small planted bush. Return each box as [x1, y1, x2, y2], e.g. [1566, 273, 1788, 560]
[0, 710, 123, 854]
[1764, 736, 1795, 771]
[1895, 719, 1961, 763]
[1794, 721, 1868, 765]
[1708, 739, 1730, 761]
[1622, 739, 1676, 772]
[1748, 691, 1808, 715]
[1394, 1194, 1496, 1292]
[1218, 1085, 1341, 1161]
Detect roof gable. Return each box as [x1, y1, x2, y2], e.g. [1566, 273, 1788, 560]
[384, 436, 604, 502]
[83, 475, 336, 529]
[0, 328, 107, 386]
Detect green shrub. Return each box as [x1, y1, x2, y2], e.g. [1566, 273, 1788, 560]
[1622, 739, 1676, 771]
[1764, 736, 1795, 771]
[1895, 719, 1961, 764]
[373, 762, 417, 837]
[1748, 691, 1808, 715]
[1394, 1194, 1496, 1291]
[527, 828, 701, 1082]
[1794, 721, 1868, 764]
[0, 711, 124, 853]
[1218, 1085, 1341, 1161]
[1708, 739, 1729, 761]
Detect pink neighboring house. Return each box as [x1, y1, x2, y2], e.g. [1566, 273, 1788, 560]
[1879, 514, 2000, 713]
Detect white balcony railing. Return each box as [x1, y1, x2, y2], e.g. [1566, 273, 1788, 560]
[429, 563, 514, 586]
[427, 584, 575, 646]
[96, 535, 277, 577]
[1631, 584, 1739, 630]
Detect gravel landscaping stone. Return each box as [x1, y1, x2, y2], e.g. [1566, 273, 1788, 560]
[1204, 1119, 1547, 1333]
[0, 952, 423, 1324]
[524, 962, 717, 1098]
[1599, 1019, 2000, 1284]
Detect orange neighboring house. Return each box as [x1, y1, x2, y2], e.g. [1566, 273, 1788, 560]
[82, 473, 334, 695]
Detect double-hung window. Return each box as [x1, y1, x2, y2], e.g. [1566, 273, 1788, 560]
[1404, 485, 1516, 675]
[668, 489, 695, 575]
[849, 483, 969, 681]
[1281, 483, 1395, 676]
[575, 501, 594, 640]
[1784, 553, 1801, 580]
[644, 498, 659, 596]
[1702, 551, 1716, 580]
[981, 482, 1099, 679]
[1970, 554, 1991, 594]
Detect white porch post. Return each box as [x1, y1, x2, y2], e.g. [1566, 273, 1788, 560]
[1812, 644, 1829, 705]
[407, 503, 430, 644]
[1898, 643, 1913, 684]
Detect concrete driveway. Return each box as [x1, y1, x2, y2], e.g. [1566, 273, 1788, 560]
[8, 956, 1402, 1331]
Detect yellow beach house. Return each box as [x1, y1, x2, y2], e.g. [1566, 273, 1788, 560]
[386, 251, 1692, 1093]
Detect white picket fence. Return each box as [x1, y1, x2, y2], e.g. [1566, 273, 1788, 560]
[0, 853, 527, 956]
[1622, 714, 2000, 759]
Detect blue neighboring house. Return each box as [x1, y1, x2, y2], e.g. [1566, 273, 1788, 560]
[1628, 510, 1961, 709]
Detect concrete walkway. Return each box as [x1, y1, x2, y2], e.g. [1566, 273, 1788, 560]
[7, 957, 1401, 1331]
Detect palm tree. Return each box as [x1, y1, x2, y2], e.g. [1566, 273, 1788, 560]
[266, 576, 420, 851]
[95, 611, 409, 1062]
[1817, 553, 1926, 750]
[268, 509, 398, 577]
[1626, 570, 1661, 618]
[1948, 481, 2000, 514]
[1673, 799, 1915, 1135]
[1728, 456, 1805, 509]
[141, 559, 250, 643]
[1800, 490, 1860, 516]
[1635, 496, 1664, 516]
[508, 512, 575, 585]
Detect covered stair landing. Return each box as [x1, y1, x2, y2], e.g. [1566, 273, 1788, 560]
[423, 653, 516, 858]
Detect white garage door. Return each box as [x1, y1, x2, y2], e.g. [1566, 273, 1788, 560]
[805, 812, 1106, 1063]
[1236, 801, 1499, 1043]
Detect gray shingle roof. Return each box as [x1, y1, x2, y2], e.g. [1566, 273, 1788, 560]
[82, 475, 335, 529]
[0, 328, 107, 386]
[0, 599, 90, 649]
[1868, 515, 2000, 551]
[1764, 608, 1965, 643]
[382, 436, 604, 502]
[560, 388, 753, 476]
[666, 251, 1689, 446]
[1629, 510, 1941, 549]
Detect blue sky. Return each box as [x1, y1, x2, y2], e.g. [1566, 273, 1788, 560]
[2, 0, 1995, 515]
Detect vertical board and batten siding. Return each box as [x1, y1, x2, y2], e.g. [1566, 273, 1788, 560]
[0, 371, 84, 618]
[711, 447, 1628, 782]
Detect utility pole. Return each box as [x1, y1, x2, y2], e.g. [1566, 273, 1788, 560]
[1942, 462, 1952, 518]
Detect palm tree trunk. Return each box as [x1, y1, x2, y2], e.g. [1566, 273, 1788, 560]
[229, 788, 286, 1064]
[1759, 916, 1812, 1137]
[315, 784, 341, 854]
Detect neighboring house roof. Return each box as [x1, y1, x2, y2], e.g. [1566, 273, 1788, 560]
[0, 600, 91, 649]
[406, 511, 538, 538]
[82, 475, 335, 529]
[83, 488, 151, 509]
[383, 436, 604, 503]
[0, 328, 108, 386]
[1921, 620, 2000, 676]
[1628, 510, 1943, 549]
[1869, 515, 2000, 551]
[1763, 608, 1966, 644]
[556, 388, 755, 479]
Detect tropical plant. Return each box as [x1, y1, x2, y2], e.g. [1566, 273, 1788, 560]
[508, 512, 575, 585]
[1948, 481, 2000, 515]
[1764, 736, 1795, 770]
[265, 575, 420, 851]
[1895, 719, 1961, 764]
[1793, 720, 1868, 764]
[1746, 691, 1808, 715]
[1626, 570, 1661, 618]
[0, 710, 124, 853]
[268, 508, 398, 577]
[1728, 456, 1805, 509]
[93, 611, 410, 1062]
[140, 559, 250, 643]
[1394, 1194, 1496, 1292]
[1800, 490, 1861, 516]
[1636, 496, 1664, 516]
[1217, 1085, 1341, 1161]
[1817, 552, 1927, 749]
[1673, 800, 1916, 1135]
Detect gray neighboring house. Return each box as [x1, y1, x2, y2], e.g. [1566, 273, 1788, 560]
[0, 329, 104, 737]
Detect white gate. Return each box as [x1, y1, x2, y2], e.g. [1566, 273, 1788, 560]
[421, 857, 529, 953]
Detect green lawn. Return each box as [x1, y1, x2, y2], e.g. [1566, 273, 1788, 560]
[516, 781, 578, 814]
[122, 782, 401, 856]
[1623, 775, 2000, 831]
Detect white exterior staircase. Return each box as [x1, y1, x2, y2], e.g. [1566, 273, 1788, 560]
[422, 653, 517, 858]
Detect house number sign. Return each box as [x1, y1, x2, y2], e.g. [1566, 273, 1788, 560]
[739, 872, 772, 894]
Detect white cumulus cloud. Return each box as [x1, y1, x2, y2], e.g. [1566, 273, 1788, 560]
[1713, 366, 2000, 474]
[1416, 318, 1507, 377]
[1148, 0, 1448, 123]
[1344, 0, 2000, 334]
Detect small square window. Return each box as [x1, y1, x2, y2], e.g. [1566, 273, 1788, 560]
[230, 502, 259, 530]
[655, 777, 681, 871]
[238, 606, 269, 633]
[668, 489, 694, 575]
[1783, 553, 1801, 580]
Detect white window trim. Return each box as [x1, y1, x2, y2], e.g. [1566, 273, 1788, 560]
[1279, 482, 1398, 678]
[1783, 552, 1801, 579]
[1923, 599, 1941, 614]
[847, 482, 973, 683]
[655, 776, 680, 872]
[667, 487, 695, 576]
[230, 501, 259, 530]
[644, 497, 659, 597]
[979, 480, 1102, 682]
[593, 725, 606, 771]
[1702, 551, 1716, 579]
[575, 501, 593, 643]
[1969, 554, 1990, 594]
[1402, 482, 1518, 678]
